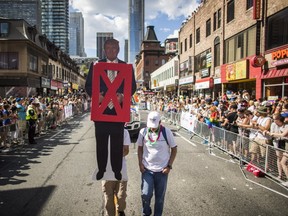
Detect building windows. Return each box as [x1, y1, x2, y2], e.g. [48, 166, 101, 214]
[180, 42, 183, 54]
[214, 37, 220, 67]
[145, 59, 149, 66]
[218, 9, 221, 29]
[196, 28, 200, 44]
[29, 53, 38, 72]
[184, 38, 187, 51]
[224, 26, 256, 63]
[0, 52, 18, 69]
[246, 0, 253, 10]
[189, 34, 193, 48]
[206, 19, 211, 37]
[0, 22, 9, 37]
[266, 7, 288, 50]
[227, 0, 235, 23]
[213, 9, 221, 31]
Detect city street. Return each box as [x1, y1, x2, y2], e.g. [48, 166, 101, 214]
[1, 111, 288, 216]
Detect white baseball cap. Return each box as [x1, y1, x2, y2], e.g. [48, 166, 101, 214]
[147, 111, 161, 128]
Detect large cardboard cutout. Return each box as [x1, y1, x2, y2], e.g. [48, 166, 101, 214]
[91, 62, 132, 122]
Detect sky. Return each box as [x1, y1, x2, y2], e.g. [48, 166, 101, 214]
[70, 0, 201, 59]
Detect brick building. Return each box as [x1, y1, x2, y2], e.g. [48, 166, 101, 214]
[135, 26, 169, 90]
[178, 0, 288, 100]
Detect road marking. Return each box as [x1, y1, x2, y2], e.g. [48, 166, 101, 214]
[175, 132, 197, 147]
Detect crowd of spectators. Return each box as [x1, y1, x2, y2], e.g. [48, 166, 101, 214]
[0, 93, 88, 153]
[140, 90, 288, 186]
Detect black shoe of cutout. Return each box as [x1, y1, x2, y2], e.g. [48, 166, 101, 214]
[114, 172, 122, 180]
[96, 171, 105, 180]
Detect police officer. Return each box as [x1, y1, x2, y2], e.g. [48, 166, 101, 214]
[26, 98, 39, 144]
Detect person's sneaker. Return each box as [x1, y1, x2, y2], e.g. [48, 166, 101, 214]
[118, 211, 125, 216]
[282, 181, 288, 187]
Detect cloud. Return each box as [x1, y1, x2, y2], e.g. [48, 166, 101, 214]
[167, 29, 179, 39]
[70, 0, 199, 57]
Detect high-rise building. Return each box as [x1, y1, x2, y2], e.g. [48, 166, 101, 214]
[41, 0, 69, 53]
[124, 39, 129, 63]
[96, 32, 113, 59]
[0, 0, 42, 30]
[69, 11, 85, 57]
[128, 0, 145, 64]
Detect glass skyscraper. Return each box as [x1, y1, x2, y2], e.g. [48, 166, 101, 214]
[128, 0, 145, 64]
[0, 0, 41, 30]
[69, 11, 85, 57]
[41, 0, 69, 53]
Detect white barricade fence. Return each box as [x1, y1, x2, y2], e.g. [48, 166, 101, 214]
[172, 110, 288, 183]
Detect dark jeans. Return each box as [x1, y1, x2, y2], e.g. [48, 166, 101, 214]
[28, 120, 36, 143]
[94, 121, 124, 175]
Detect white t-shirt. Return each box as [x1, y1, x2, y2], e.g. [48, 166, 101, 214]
[270, 122, 288, 148]
[136, 126, 177, 172]
[92, 129, 131, 181]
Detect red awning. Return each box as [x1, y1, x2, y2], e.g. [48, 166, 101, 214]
[261, 68, 288, 79]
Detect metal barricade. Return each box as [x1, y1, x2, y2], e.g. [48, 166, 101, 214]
[176, 111, 288, 184]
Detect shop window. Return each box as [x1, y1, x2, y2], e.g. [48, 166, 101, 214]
[246, 0, 253, 10]
[206, 19, 211, 37]
[0, 52, 18, 69]
[227, 0, 235, 23]
[266, 8, 288, 50]
[196, 28, 200, 43]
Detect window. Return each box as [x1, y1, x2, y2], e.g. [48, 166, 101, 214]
[227, 0, 235, 23]
[155, 59, 159, 66]
[180, 42, 183, 54]
[213, 12, 217, 31]
[29, 54, 38, 72]
[214, 37, 220, 67]
[0, 22, 9, 37]
[266, 8, 288, 50]
[218, 9, 221, 28]
[206, 19, 211, 37]
[189, 34, 193, 48]
[213, 9, 221, 31]
[0, 52, 18, 69]
[145, 59, 149, 66]
[224, 26, 256, 63]
[196, 28, 200, 43]
[246, 0, 253, 10]
[184, 38, 187, 51]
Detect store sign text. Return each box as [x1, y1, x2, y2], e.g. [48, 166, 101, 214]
[272, 49, 288, 60]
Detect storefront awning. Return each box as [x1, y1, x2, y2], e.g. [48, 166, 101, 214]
[261, 68, 288, 79]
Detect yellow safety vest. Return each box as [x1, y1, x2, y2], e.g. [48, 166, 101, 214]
[26, 106, 37, 120]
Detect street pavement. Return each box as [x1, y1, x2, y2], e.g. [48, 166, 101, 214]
[0, 111, 288, 216]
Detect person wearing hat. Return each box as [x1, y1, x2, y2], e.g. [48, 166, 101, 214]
[26, 98, 39, 144]
[136, 111, 177, 216]
[250, 106, 272, 162]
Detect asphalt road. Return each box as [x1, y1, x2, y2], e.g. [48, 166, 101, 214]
[0, 111, 288, 216]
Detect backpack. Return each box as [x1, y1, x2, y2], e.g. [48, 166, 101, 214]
[142, 125, 169, 145]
